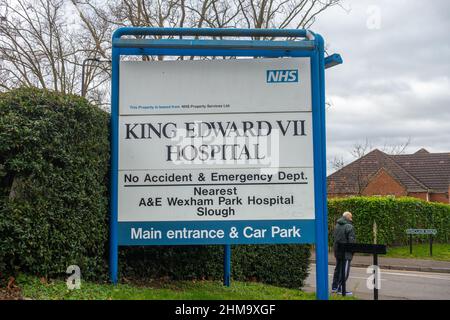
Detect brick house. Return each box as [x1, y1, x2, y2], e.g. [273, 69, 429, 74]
[327, 148, 450, 204]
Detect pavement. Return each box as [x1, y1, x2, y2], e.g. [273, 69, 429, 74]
[310, 252, 450, 273]
[305, 264, 450, 300]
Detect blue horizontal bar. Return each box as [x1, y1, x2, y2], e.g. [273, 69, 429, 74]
[113, 38, 315, 51]
[113, 27, 313, 40]
[117, 47, 315, 57]
[325, 53, 343, 69]
[118, 219, 315, 245]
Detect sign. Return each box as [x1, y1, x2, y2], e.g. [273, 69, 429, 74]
[337, 243, 387, 300]
[110, 27, 336, 300]
[117, 58, 315, 245]
[406, 229, 437, 235]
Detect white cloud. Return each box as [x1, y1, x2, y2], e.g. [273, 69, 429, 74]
[312, 0, 450, 172]
[408, 77, 450, 99]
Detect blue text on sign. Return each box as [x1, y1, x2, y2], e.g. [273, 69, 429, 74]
[266, 69, 299, 83]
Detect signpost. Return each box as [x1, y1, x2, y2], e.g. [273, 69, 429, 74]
[406, 229, 437, 256]
[110, 27, 341, 300]
[338, 243, 387, 300]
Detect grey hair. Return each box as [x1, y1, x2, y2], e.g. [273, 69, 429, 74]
[343, 211, 352, 219]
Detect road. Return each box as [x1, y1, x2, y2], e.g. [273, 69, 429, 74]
[305, 264, 450, 300]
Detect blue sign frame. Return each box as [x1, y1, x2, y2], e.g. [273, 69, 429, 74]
[110, 27, 339, 300]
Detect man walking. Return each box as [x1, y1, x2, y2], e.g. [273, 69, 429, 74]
[331, 211, 356, 295]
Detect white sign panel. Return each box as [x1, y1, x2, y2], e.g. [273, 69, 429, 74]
[119, 59, 312, 115]
[117, 57, 315, 244]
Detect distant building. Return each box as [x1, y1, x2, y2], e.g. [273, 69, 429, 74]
[327, 149, 450, 204]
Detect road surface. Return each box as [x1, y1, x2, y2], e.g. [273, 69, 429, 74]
[305, 264, 450, 300]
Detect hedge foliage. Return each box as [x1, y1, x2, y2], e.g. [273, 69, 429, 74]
[328, 196, 450, 246]
[120, 244, 310, 289]
[0, 87, 110, 279]
[0, 87, 310, 289]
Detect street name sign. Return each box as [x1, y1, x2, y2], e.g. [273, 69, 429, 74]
[406, 229, 437, 235]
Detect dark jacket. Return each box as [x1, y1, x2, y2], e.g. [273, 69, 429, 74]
[333, 217, 356, 260]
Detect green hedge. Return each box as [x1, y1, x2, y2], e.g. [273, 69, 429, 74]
[0, 87, 110, 279]
[0, 87, 310, 289]
[328, 196, 450, 246]
[232, 244, 310, 288]
[119, 244, 310, 289]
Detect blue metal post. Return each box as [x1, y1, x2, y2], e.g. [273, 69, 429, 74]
[109, 45, 120, 284]
[224, 245, 231, 287]
[313, 33, 329, 300]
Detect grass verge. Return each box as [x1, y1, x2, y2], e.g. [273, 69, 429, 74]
[15, 275, 353, 300]
[386, 243, 450, 261]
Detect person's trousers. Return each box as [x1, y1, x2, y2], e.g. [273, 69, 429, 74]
[332, 258, 351, 291]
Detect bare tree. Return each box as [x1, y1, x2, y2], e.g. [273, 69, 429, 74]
[335, 137, 412, 194]
[0, 0, 73, 92]
[72, 0, 342, 55]
[69, 0, 341, 106]
[235, 0, 340, 31]
[349, 137, 411, 160]
[350, 138, 373, 159]
[0, 0, 110, 105]
[329, 155, 345, 171]
[381, 137, 411, 155]
[0, 0, 341, 107]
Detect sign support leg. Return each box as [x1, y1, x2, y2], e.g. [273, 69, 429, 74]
[409, 234, 413, 254]
[110, 245, 118, 284]
[430, 235, 433, 257]
[315, 220, 329, 299]
[313, 33, 329, 300]
[224, 245, 231, 287]
[110, 46, 120, 285]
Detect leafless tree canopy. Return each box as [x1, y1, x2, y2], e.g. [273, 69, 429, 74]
[330, 155, 345, 171]
[381, 137, 411, 156]
[328, 137, 412, 174]
[0, 0, 78, 92]
[0, 0, 341, 107]
[350, 137, 412, 160]
[350, 138, 373, 159]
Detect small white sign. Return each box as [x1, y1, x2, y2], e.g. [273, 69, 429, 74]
[406, 229, 437, 235]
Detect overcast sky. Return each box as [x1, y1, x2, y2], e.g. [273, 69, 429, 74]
[312, 0, 450, 172]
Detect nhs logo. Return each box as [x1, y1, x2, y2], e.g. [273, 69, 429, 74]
[266, 69, 299, 83]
